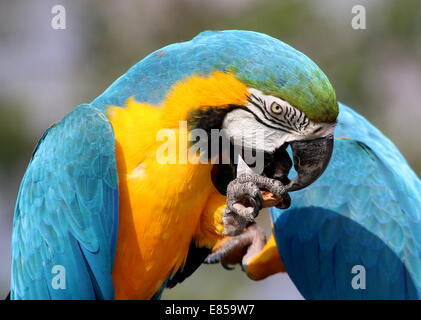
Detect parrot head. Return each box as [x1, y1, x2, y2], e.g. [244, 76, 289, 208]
[215, 31, 337, 192]
[98, 30, 338, 193]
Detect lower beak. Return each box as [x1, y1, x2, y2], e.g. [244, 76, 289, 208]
[287, 135, 334, 192]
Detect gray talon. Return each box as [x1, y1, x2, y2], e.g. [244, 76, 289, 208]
[205, 223, 267, 270]
[222, 264, 235, 270]
[223, 173, 287, 235]
[236, 173, 286, 198]
[222, 209, 249, 236]
[226, 177, 262, 218]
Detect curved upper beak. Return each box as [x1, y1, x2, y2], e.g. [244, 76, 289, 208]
[286, 135, 334, 192]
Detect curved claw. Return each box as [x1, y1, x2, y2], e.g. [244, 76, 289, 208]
[224, 182, 261, 236]
[226, 178, 263, 220]
[223, 173, 289, 235]
[205, 224, 267, 271]
[222, 209, 250, 236]
[205, 231, 249, 264]
[222, 264, 235, 270]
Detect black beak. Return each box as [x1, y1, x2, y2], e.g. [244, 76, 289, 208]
[287, 135, 334, 192]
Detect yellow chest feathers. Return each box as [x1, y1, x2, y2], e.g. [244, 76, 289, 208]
[106, 71, 249, 299]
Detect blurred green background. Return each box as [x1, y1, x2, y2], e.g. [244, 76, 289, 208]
[1, 0, 420, 299]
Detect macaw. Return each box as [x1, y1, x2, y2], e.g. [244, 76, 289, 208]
[208, 103, 421, 299]
[10, 30, 339, 299]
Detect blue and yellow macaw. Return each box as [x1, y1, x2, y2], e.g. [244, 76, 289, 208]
[210, 103, 421, 299]
[10, 30, 339, 299]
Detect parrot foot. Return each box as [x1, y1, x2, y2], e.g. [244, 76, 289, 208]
[205, 223, 267, 271]
[223, 173, 289, 236]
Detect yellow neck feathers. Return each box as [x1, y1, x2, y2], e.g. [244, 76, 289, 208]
[106, 71, 248, 299]
[160, 71, 249, 127]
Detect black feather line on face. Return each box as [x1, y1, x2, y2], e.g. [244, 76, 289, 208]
[186, 104, 243, 160]
[211, 162, 235, 195]
[187, 105, 243, 195]
[187, 105, 242, 132]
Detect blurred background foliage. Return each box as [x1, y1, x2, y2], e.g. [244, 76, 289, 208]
[0, 0, 420, 299]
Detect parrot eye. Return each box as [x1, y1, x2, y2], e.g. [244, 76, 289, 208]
[270, 102, 283, 114]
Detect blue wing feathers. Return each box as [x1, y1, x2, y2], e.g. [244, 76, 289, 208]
[11, 105, 119, 299]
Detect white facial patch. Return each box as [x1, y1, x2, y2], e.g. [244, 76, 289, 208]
[222, 88, 335, 155]
[222, 108, 289, 153]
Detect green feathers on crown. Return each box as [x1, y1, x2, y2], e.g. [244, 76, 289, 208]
[228, 63, 338, 124]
